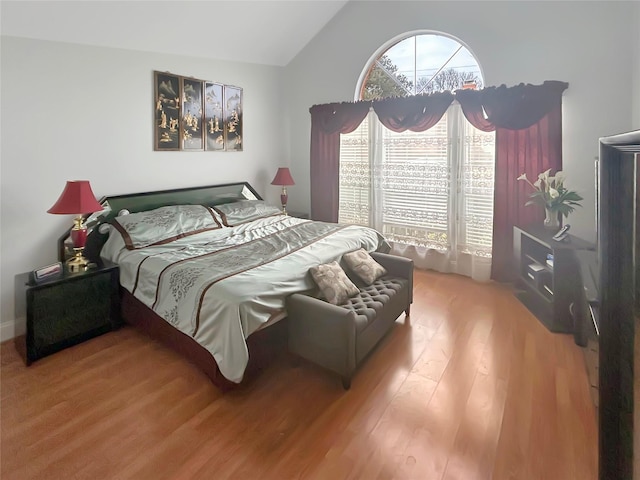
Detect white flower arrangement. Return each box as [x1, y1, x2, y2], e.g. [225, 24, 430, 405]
[517, 169, 583, 217]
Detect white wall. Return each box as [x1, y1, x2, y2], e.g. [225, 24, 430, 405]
[284, 0, 636, 243]
[0, 37, 285, 340]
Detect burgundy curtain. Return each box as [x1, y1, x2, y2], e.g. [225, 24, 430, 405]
[457, 81, 568, 281]
[309, 102, 371, 222]
[372, 91, 453, 132]
[490, 105, 564, 281]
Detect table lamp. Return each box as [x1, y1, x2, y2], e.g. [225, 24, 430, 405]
[48, 180, 104, 272]
[271, 167, 295, 214]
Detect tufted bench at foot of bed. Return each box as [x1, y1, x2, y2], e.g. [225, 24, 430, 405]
[286, 252, 413, 389]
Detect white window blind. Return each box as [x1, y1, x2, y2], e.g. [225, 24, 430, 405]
[380, 114, 450, 250]
[339, 116, 370, 227]
[459, 124, 495, 257]
[339, 105, 495, 260]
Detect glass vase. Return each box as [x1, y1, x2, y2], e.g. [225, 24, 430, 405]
[544, 207, 560, 230]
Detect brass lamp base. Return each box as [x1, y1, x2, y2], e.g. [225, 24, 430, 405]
[280, 186, 288, 215]
[66, 248, 90, 273]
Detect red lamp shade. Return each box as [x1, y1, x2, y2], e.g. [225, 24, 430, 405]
[271, 168, 295, 214]
[48, 181, 103, 272]
[48, 180, 103, 215]
[270, 168, 295, 186]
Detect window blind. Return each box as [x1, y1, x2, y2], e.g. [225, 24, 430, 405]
[339, 116, 370, 226]
[380, 116, 450, 249]
[459, 125, 495, 256]
[339, 106, 495, 256]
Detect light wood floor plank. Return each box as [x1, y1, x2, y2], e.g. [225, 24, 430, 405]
[0, 269, 597, 479]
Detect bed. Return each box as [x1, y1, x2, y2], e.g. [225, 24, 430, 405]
[75, 182, 389, 390]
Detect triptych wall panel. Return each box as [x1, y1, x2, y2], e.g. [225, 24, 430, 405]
[154, 71, 242, 152]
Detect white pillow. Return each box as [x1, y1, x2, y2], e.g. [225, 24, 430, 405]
[111, 205, 222, 250]
[212, 200, 282, 226]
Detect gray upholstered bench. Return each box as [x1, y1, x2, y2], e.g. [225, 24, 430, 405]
[286, 252, 413, 389]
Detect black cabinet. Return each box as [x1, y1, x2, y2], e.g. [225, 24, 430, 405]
[513, 225, 594, 333]
[14, 260, 120, 365]
[288, 211, 310, 219]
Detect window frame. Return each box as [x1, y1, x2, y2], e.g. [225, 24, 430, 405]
[354, 30, 486, 102]
[341, 30, 494, 257]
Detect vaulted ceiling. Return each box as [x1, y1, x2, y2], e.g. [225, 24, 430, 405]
[1, 0, 348, 66]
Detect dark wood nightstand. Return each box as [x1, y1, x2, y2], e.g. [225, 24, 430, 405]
[14, 260, 121, 365]
[287, 211, 310, 219]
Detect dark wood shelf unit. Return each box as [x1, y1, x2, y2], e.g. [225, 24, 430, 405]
[513, 225, 594, 333]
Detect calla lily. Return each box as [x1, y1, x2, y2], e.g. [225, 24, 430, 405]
[517, 172, 537, 189]
[538, 169, 551, 181]
[517, 168, 583, 218]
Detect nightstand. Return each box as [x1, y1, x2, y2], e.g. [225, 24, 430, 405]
[14, 260, 121, 365]
[287, 211, 310, 219]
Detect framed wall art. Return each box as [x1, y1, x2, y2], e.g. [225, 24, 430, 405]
[181, 77, 204, 151]
[154, 71, 181, 151]
[223, 85, 243, 152]
[204, 82, 225, 151]
[154, 70, 242, 152]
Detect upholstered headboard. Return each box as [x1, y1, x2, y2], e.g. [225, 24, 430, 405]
[57, 182, 262, 262]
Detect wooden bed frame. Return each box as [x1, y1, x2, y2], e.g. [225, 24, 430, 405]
[58, 182, 288, 391]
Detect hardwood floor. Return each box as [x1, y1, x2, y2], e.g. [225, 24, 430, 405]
[1, 269, 597, 479]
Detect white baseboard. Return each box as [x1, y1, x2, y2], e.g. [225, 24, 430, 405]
[1, 320, 23, 342]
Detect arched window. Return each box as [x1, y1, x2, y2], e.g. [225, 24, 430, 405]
[359, 32, 484, 100]
[340, 32, 495, 281]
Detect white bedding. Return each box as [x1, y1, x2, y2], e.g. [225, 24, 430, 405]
[101, 214, 388, 382]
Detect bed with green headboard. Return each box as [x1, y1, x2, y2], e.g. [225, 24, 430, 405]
[64, 181, 388, 391]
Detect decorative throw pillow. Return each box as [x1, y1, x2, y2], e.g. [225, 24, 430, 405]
[111, 205, 222, 250]
[309, 261, 359, 305]
[343, 248, 387, 285]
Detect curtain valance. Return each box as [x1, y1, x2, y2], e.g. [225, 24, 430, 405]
[372, 91, 454, 132]
[308, 101, 371, 135]
[310, 80, 568, 134]
[464, 80, 568, 130]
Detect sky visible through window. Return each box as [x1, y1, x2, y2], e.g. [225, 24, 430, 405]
[379, 34, 482, 95]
